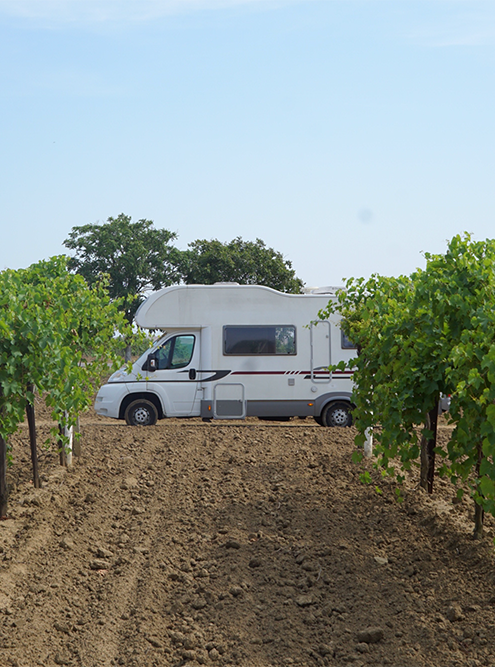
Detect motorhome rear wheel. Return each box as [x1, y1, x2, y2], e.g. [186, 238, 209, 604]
[321, 402, 352, 427]
[124, 399, 158, 426]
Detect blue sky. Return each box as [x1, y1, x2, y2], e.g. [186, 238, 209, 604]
[1, 0, 494, 287]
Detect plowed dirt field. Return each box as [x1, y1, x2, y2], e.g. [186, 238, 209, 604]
[1, 403, 495, 667]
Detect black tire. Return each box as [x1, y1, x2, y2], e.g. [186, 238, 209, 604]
[321, 401, 352, 427]
[124, 399, 158, 426]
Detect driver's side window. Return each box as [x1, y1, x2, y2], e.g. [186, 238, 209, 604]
[156, 335, 195, 370]
[156, 339, 173, 370]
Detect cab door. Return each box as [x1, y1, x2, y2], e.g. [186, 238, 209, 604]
[146, 332, 201, 416]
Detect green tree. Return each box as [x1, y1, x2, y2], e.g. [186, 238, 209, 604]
[176, 237, 304, 293]
[63, 214, 179, 324]
[0, 257, 132, 516]
[320, 234, 495, 538]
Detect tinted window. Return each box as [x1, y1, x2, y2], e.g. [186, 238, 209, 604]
[156, 335, 195, 369]
[224, 326, 296, 355]
[341, 331, 357, 350]
[156, 339, 173, 369]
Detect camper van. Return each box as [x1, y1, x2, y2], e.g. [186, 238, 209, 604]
[94, 284, 356, 427]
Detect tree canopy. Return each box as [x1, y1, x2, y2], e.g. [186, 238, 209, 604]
[64, 219, 304, 321]
[320, 233, 495, 537]
[0, 256, 131, 438]
[176, 237, 304, 293]
[63, 214, 179, 323]
[0, 256, 132, 515]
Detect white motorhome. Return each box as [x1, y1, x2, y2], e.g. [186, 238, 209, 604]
[94, 284, 356, 427]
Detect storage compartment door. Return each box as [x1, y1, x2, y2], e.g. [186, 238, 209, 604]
[213, 383, 246, 419]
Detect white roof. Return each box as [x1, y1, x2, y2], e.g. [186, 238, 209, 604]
[135, 284, 337, 329]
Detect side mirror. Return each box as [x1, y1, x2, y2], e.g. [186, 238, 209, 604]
[147, 353, 157, 373]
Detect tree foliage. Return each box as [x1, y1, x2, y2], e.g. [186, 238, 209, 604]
[63, 214, 179, 323]
[176, 237, 304, 293]
[0, 256, 133, 515]
[64, 218, 303, 320]
[320, 234, 495, 536]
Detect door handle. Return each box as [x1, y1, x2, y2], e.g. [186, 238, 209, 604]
[189, 368, 197, 380]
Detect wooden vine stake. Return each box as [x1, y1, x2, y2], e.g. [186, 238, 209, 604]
[0, 433, 7, 519]
[420, 403, 439, 494]
[0, 386, 7, 518]
[474, 443, 485, 540]
[25, 384, 41, 488]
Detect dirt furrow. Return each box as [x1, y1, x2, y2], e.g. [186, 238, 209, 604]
[1, 417, 495, 667]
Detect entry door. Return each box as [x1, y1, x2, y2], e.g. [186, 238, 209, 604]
[310, 321, 332, 383]
[146, 332, 201, 416]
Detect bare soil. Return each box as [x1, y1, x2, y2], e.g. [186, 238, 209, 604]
[1, 401, 495, 667]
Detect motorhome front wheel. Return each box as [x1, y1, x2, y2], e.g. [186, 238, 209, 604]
[321, 402, 352, 427]
[125, 399, 158, 426]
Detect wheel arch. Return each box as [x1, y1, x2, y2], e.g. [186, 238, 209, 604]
[315, 392, 354, 418]
[119, 392, 164, 420]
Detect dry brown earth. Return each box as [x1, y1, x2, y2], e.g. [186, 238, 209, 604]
[1, 403, 495, 667]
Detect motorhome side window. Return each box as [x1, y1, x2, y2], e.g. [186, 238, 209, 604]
[341, 331, 357, 350]
[156, 335, 195, 369]
[224, 326, 296, 355]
